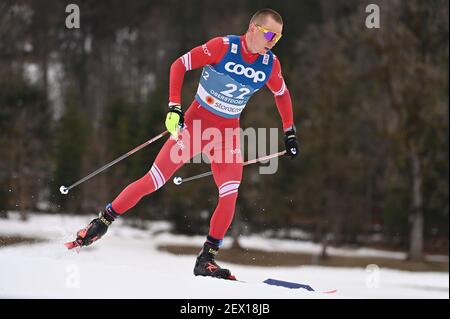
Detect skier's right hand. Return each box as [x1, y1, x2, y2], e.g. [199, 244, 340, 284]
[284, 125, 299, 159]
[75, 211, 113, 247]
[165, 104, 184, 138]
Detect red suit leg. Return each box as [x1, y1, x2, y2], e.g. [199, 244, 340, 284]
[207, 132, 243, 241]
[111, 105, 201, 214]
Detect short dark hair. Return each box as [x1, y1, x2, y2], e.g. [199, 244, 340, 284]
[250, 8, 283, 25]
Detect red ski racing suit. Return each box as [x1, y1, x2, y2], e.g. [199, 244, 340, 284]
[111, 35, 294, 241]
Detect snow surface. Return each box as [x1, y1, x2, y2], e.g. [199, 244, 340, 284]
[0, 212, 448, 299]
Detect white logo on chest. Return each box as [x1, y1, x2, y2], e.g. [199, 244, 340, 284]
[224, 62, 266, 83]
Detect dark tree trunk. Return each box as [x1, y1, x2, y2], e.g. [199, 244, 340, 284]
[408, 142, 424, 261]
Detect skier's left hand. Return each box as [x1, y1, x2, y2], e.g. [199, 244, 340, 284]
[284, 126, 299, 159]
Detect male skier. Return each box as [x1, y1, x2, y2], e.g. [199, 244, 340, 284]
[69, 8, 299, 280]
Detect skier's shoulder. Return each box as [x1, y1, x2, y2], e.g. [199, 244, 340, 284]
[207, 34, 241, 47]
[201, 36, 228, 51]
[201, 35, 232, 62]
[204, 35, 232, 46]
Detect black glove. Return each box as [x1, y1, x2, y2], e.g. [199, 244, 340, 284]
[75, 211, 114, 247]
[284, 126, 299, 159]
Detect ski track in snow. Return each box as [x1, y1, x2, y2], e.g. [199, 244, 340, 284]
[0, 212, 448, 299]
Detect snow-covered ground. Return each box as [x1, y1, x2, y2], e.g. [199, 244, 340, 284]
[0, 212, 448, 299]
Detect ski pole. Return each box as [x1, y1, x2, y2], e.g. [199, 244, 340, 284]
[172, 150, 287, 186]
[59, 130, 169, 194]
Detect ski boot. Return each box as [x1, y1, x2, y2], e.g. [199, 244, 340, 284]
[65, 204, 118, 250]
[194, 242, 236, 280]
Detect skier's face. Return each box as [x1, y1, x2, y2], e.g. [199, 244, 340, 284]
[249, 17, 283, 55]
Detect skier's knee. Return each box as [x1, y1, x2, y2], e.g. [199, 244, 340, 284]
[218, 181, 240, 198]
[148, 163, 167, 190]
